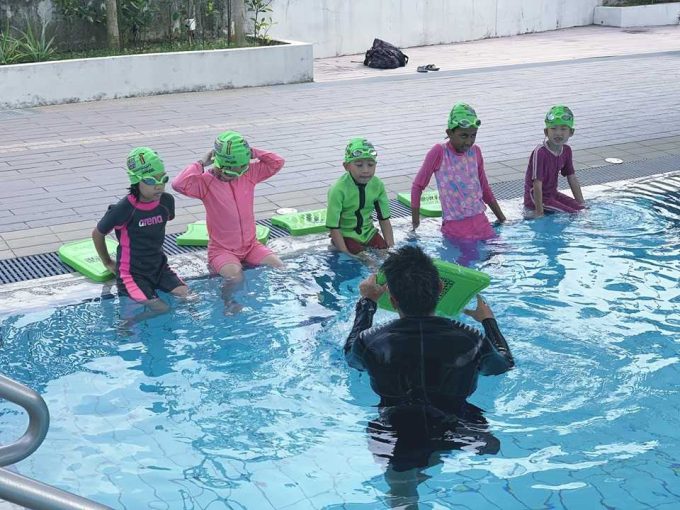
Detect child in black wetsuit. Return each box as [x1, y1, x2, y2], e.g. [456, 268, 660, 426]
[92, 147, 188, 319]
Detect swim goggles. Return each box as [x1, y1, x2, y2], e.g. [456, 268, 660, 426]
[345, 138, 378, 163]
[447, 103, 481, 130]
[140, 174, 169, 185]
[220, 165, 249, 177]
[348, 148, 377, 159]
[546, 111, 573, 122]
[545, 106, 574, 128]
[454, 118, 481, 129]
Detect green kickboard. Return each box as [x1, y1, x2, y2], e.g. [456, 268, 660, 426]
[397, 190, 442, 217]
[377, 259, 490, 317]
[58, 238, 118, 282]
[176, 221, 270, 246]
[270, 209, 328, 236]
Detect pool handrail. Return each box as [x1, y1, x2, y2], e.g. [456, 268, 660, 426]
[0, 374, 49, 467]
[0, 468, 112, 510]
[0, 373, 113, 509]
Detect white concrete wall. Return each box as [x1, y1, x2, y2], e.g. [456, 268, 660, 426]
[268, 0, 601, 57]
[0, 40, 313, 109]
[594, 3, 680, 28]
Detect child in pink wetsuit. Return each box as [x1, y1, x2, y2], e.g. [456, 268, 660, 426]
[172, 130, 284, 311]
[411, 103, 505, 241]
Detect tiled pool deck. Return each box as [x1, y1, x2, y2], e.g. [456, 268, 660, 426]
[1, 25, 679, 262]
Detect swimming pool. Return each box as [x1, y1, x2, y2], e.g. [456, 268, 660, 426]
[1, 172, 679, 509]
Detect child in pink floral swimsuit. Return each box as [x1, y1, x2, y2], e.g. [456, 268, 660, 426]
[411, 103, 505, 241]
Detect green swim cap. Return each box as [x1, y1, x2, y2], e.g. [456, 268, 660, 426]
[545, 105, 574, 128]
[447, 103, 481, 130]
[126, 147, 165, 184]
[344, 137, 377, 163]
[213, 131, 252, 169]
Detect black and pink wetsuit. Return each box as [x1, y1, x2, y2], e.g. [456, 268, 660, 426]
[96, 193, 183, 302]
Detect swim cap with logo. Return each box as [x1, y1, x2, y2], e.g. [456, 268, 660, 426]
[126, 147, 165, 184]
[545, 105, 574, 129]
[344, 137, 378, 163]
[213, 131, 252, 170]
[447, 103, 481, 130]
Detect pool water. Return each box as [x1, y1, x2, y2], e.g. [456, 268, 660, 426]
[1, 173, 679, 509]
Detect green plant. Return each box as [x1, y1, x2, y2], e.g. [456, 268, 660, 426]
[120, 0, 155, 43]
[53, 0, 106, 24]
[19, 23, 56, 62]
[0, 27, 23, 65]
[246, 0, 275, 41]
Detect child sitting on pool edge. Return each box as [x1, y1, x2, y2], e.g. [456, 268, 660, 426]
[325, 137, 394, 255]
[411, 102, 506, 241]
[524, 105, 585, 217]
[92, 147, 189, 323]
[172, 131, 285, 314]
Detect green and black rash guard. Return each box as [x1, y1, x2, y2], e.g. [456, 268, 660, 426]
[325, 173, 391, 244]
[96, 193, 174, 278]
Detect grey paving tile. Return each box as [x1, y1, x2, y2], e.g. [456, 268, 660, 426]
[7, 233, 61, 249]
[271, 194, 325, 208]
[2, 226, 54, 241]
[0, 215, 29, 228]
[12, 241, 63, 257]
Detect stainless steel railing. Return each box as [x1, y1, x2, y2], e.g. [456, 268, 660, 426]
[0, 374, 112, 509]
[0, 374, 49, 467]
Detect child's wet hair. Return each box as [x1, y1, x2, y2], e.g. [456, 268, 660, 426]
[128, 183, 140, 199]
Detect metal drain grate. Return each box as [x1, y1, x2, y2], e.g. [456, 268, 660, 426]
[0, 253, 72, 285]
[1, 154, 679, 285]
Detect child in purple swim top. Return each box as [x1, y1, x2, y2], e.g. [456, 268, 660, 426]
[411, 102, 506, 241]
[524, 105, 585, 217]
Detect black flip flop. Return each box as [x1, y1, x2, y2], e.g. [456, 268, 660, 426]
[424, 64, 440, 71]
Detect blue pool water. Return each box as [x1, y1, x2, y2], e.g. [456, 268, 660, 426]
[1, 173, 679, 509]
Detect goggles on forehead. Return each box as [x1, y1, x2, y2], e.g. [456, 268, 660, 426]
[140, 174, 169, 185]
[546, 111, 573, 122]
[349, 148, 378, 159]
[452, 118, 481, 129]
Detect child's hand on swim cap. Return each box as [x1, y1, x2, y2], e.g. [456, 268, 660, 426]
[201, 149, 214, 168]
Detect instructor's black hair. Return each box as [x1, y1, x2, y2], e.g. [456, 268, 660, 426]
[381, 245, 439, 316]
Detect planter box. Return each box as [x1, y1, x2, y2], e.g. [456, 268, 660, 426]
[594, 3, 680, 27]
[0, 38, 313, 109]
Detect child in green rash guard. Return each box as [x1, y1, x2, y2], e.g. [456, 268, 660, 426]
[325, 138, 394, 255]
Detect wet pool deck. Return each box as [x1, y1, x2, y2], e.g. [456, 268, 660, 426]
[1, 25, 680, 263]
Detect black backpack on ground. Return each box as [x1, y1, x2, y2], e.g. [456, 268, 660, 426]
[363, 38, 409, 69]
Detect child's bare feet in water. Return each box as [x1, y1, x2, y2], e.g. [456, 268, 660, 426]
[224, 299, 244, 316]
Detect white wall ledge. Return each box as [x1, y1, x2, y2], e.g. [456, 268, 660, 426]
[594, 3, 680, 28]
[0, 39, 313, 109]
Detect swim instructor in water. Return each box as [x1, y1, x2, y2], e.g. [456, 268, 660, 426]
[343, 245, 515, 505]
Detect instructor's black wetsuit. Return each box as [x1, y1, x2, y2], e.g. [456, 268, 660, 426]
[344, 297, 515, 470]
